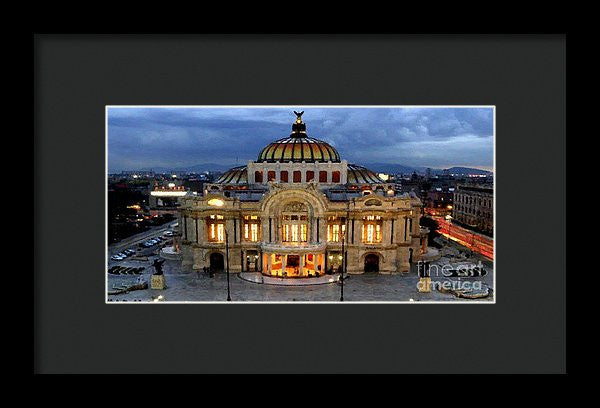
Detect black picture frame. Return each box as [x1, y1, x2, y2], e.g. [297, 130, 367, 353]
[34, 34, 566, 374]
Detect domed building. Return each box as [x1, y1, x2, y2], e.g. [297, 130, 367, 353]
[178, 112, 431, 277]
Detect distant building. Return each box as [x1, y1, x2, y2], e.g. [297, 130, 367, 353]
[425, 187, 454, 217]
[452, 184, 493, 234]
[119, 170, 155, 178]
[149, 181, 187, 215]
[182, 178, 206, 194]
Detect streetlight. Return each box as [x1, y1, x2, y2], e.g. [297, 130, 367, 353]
[340, 227, 345, 301]
[340, 208, 349, 302]
[225, 230, 231, 301]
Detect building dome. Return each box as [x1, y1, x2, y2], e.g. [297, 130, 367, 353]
[257, 111, 341, 163]
[347, 164, 384, 184]
[215, 165, 247, 184]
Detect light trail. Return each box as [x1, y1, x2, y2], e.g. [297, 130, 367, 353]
[434, 217, 494, 260]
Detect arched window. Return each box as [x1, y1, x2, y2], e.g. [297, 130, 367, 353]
[281, 202, 308, 243]
[327, 216, 346, 242]
[243, 215, 260, 242]
[207, 215, 225, 243]
[362, 215, 383, 243]
[254, 171, 263, 183]
[268, 171, 276, 182]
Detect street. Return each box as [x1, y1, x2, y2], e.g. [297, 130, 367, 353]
[108, 221, 177, 256]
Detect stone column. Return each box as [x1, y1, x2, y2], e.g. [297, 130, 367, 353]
[355, 218, 363, 244]
[320, 253, 325, 275]
[300, 254, 305, 276]
[224, 218, 231, 243]
[241, 249, 246, 272]
[321, 217, 327, 243]
[197, 215, 205, 243]
[190, 217, 197, 243]
[383, 219, 392, 244]
[267, 253, 272, 274]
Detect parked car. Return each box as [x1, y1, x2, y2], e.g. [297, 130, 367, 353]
[111, 254, 124, 261]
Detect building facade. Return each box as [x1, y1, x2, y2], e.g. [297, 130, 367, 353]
[178, 112, 432, 277]
[452, 184, 493, 234]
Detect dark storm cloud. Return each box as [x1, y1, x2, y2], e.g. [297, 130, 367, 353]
[107, 107, 493, 172]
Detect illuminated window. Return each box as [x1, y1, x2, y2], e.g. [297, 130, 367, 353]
[243, 215, 260, 242]
[327, 216, 346, 242]
[280, 171, 288, 183]
[306, 171, 315, 182]
[362, 215, 382, 243]
[293, 170, 301, 183]
[207, 215, 225, 242]
[300, 224, 307, 242]
[281, 203, 308, 243]
[332, 171, 340, 183]
[254, 171, 263, 183]
[319, 171, 328, 182]
[268, 171, 276, 181]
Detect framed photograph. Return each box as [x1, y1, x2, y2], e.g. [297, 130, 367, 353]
[35, 34, 566, 374]
[106, 105, 495, 304]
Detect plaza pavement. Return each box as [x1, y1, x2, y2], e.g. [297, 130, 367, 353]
[106, 247, 494, 303]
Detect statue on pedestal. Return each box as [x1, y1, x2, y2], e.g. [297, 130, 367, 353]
[152, 259, 165, 275]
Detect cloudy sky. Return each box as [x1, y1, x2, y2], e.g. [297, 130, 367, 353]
[108, 107, 494, 172]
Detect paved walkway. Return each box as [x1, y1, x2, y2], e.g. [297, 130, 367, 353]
[106, 258, 494, 303]
[239, 272, 341, 286]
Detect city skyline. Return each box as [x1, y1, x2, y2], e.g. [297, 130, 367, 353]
[107, 106, 494, 173]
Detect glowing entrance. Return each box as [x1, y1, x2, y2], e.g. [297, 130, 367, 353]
[263, 252, 325, 278]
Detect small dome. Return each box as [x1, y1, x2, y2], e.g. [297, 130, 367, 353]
[215, 166, 247, 184]
[347, 164, 384, 184]
[257, 111, 341, 163]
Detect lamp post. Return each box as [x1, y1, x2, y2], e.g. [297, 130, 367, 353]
[225, 230, 231, 301]
[340, 228, 345, 301]
[340, 209, 349, 302]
